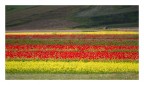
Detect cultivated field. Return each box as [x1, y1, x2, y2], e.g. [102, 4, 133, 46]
[5, 31, 139, 80]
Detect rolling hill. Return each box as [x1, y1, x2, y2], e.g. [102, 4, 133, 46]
[6, 5, 138, 30]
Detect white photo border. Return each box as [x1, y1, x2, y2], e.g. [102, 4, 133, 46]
[0, 0, 143, 85]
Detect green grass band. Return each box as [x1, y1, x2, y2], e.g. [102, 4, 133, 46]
[6, 39, 138, 46]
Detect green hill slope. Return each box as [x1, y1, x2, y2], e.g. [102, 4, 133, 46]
[6, 6, 138, 30]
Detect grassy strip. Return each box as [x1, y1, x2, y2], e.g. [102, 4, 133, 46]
[6, 61, 138, 74]
[6, 34, 139, 39]
[6, 73, 139, 80]
[6, 39, 138, 46]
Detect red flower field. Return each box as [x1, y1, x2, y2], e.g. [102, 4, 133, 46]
[6, 34, 139, 61]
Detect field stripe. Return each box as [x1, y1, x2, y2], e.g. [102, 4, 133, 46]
[6, 61, 138, 73]
[6, 39, 138, 46]
[6, 31, 138, 35]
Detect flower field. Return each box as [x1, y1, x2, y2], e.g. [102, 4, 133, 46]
[6, 31, 138, 35]
[6, 61, 138, 74]
[6, 45, 138, 60]
[5, 31, 139, 76]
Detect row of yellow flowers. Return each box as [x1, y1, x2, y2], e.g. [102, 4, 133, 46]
[6, 61, 138, 73]
[6, 31, 138, 35]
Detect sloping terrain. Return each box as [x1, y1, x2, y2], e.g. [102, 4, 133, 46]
[6, 6, 138, 30]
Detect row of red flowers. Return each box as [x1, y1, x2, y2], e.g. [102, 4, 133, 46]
[6, 45, 138, 51]
[6, 44, 138, 60]
[6, 34, 138, 39]
[6, 51, 138, 60]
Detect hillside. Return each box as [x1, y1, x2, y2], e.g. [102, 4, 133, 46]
[6, 6, 138, 30]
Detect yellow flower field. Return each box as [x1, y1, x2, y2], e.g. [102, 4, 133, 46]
[6, 31, 138, 35]
[6, 61, 138, 74]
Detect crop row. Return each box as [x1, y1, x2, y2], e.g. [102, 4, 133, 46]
[6, 51, 138, 60]
[6, 34, 138, 39]
[6, 61, 138, 74]
[6, 45, 138, 51]
[6, 39, 138, 46]
[6, 31, 138, 35]
[6, 44, 138, 60]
